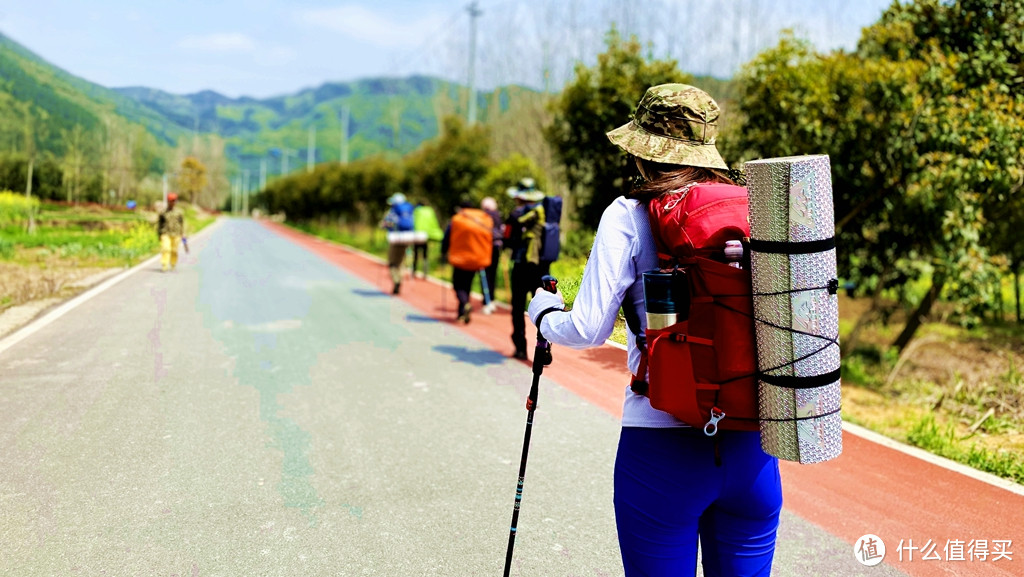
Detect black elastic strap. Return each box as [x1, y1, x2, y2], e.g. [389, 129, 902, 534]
[622, 301, 650, 395]
[759, 406, 842, 422]
[749, 236, 836, 255]
[535, 306, 564, 342]
[758, 367, 841, 389]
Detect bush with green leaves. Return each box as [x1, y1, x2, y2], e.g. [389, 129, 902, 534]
[726, 0, 1024, 350]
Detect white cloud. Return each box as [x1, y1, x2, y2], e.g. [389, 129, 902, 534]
[297, 4, 445, 50]
[178, 33, 257, 54]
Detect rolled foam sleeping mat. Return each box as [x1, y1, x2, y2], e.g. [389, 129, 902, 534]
[745, 154, 842, 464]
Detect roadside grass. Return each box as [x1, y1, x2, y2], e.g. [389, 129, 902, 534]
[292, 219, 1024, 485]
[0, 201, 214, 311]
[841, 318, 1024, 484]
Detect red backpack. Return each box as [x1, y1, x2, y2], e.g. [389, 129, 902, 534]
[626, 183, 759, 435]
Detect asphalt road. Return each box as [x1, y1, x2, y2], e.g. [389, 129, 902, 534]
[0, 218, 1009, 576]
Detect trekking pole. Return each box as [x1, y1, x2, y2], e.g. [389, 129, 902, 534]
[479, 269, 492, 307]
[503, 275, 559, 577]
[441, 262, 448, 313]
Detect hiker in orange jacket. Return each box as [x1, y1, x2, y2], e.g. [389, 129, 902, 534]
[441, 198, 494, 324]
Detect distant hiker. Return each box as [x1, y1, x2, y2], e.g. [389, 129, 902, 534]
[157, 192, 186, 272]
[480, 196, 504, 314]
[442, 198, 494, 324]
[527, 84, 783, 576]
[412, 201, 444, 279]
[381, 192, 415, 295]
[507, 179, 548, 360]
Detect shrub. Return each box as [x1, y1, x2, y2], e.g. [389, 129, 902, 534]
[0, 191, 39, 229]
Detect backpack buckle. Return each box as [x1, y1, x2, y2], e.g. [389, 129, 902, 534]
[704, 407, 725, 436]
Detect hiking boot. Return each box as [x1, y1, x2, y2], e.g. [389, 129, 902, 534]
[392, 282, 401, 295]
[513, 350, 528, 361]
[460, 303, 471, 324]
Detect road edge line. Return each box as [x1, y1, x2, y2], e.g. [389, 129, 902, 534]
[0, 218, 225, 357]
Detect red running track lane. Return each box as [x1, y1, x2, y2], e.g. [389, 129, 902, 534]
[263, 221, 1024, 577]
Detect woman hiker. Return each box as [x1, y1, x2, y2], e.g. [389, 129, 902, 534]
[526, 84, 783, 577]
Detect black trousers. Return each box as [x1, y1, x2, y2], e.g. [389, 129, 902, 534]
[412, 242, 429, 276]
[510, 260, 551, 353]
[452, 266, 476, 313]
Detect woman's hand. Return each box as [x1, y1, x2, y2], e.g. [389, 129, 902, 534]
[528, 288, 564, 326]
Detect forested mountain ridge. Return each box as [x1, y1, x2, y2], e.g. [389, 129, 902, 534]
[0, 31, 185, 151]
[0, 30, 503, 178]
[114, 76, 513, 177]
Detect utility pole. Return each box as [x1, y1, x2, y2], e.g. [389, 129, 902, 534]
[466, 1, 482, 125]
[192, 113, 199, 154]
[162, 173, 168, 205]
[260, 157, 267, 191]
[307, 124, 316, 173]
[242, 169, 250, 216]
[339, 105, 349, 165]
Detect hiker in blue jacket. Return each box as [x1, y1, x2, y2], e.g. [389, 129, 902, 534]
[526, 84, 782, 577]
[381, 192, 415, 295]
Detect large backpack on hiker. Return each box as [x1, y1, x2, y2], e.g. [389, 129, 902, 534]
[448, 208, 494, 271]
[626, 183, 759, 434]
[539, 196, 562, 263]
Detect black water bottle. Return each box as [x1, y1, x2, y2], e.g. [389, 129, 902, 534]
[643, 269, 689, 329]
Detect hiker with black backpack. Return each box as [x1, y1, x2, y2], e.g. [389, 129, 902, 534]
[526, 84, 782, 577]
[507, 179, 551, 360]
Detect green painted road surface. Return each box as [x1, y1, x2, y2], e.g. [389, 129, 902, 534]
[1, 220, 907, 576]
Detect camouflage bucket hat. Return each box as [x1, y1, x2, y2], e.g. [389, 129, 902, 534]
[606, 83, 728, 170]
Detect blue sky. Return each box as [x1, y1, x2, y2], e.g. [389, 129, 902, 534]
[0, 0, 894, 99]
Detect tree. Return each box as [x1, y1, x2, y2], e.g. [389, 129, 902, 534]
[176, 156, 208, 205]
[471, 153, 547, 216]
[61, 124, 88, 203]
[727, 0, 1024, 353]
[546, 28, 686, 229]
[404, 115, 491, 220]
[18, 101, 49, 233]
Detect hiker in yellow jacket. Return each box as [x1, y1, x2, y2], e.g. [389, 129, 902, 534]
[157, 193, 187, 272]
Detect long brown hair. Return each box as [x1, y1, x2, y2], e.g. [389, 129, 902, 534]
[627, 157, 737, 204]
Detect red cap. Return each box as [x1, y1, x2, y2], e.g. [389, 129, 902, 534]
[167, 193, 178, 202]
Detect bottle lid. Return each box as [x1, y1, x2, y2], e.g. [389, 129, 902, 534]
[724, 240, 744, 260]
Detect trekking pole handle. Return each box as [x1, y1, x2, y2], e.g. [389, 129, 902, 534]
[540, 275, 558, 294]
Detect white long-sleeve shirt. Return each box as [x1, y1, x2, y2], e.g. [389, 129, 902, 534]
[537, 196, 688, 428]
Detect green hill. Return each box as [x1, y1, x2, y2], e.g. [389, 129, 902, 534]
[114, 76, 515, 180]
[2, 28, 740, 195]
[0, 31, 185, 152]
[0, 30, 500, 183]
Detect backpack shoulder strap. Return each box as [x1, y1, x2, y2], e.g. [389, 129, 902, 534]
[621, 301, 649, 395]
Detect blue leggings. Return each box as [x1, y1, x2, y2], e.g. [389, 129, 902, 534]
[614, 427, 782, 577]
